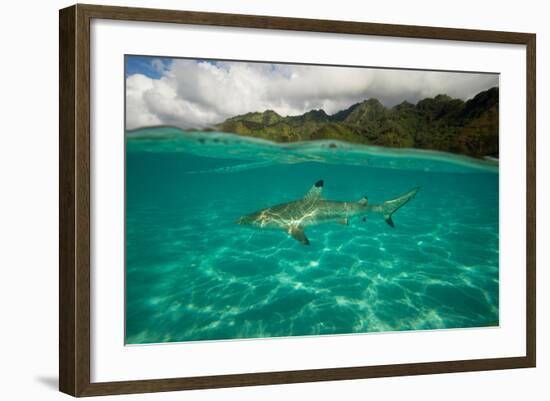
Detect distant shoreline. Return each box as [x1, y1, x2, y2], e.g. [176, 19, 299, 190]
[126, 126, 499, 174]
[185, 87, 499, 160]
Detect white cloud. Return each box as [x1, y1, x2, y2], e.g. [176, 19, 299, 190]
[125, 58, 499, 130]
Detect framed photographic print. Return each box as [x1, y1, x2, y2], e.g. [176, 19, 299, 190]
[59, 4, 536, 397]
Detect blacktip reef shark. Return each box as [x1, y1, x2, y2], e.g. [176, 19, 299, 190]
[237, 180, 420, 245]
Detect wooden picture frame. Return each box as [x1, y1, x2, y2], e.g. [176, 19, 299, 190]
[59, 3, 536, 397]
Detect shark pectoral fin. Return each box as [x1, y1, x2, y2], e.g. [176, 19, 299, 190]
[384, 215, 395, 228]
[339, 218, 349, 225]
[288, 226, 310, 245]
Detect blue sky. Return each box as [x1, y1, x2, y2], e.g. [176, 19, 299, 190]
[125, 56, 221, 78]
[125, 56, 172, 79]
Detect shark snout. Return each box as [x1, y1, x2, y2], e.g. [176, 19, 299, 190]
[237, 215, 253, 225]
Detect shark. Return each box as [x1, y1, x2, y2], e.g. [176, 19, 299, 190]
[237, 180, 419, 245]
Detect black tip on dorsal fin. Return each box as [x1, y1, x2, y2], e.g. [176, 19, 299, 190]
[315, 179, 324, 188]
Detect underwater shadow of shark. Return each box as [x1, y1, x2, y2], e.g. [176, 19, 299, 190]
[237, 179, 420, 245]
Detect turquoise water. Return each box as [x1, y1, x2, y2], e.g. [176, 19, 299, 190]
[125, 127, 499, 344]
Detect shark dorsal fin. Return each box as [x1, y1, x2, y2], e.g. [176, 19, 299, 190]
[303, 179, 324, 202]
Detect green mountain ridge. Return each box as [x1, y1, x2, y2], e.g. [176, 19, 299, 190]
[214, 87, 499, 158]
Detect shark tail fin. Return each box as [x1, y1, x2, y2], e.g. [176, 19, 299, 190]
[381, 187, 419, 228]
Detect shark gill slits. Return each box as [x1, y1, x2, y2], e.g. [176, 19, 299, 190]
[315, 179, 324, 188]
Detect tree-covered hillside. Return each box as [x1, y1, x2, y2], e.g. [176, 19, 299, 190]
[214, 87, 499, 158]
